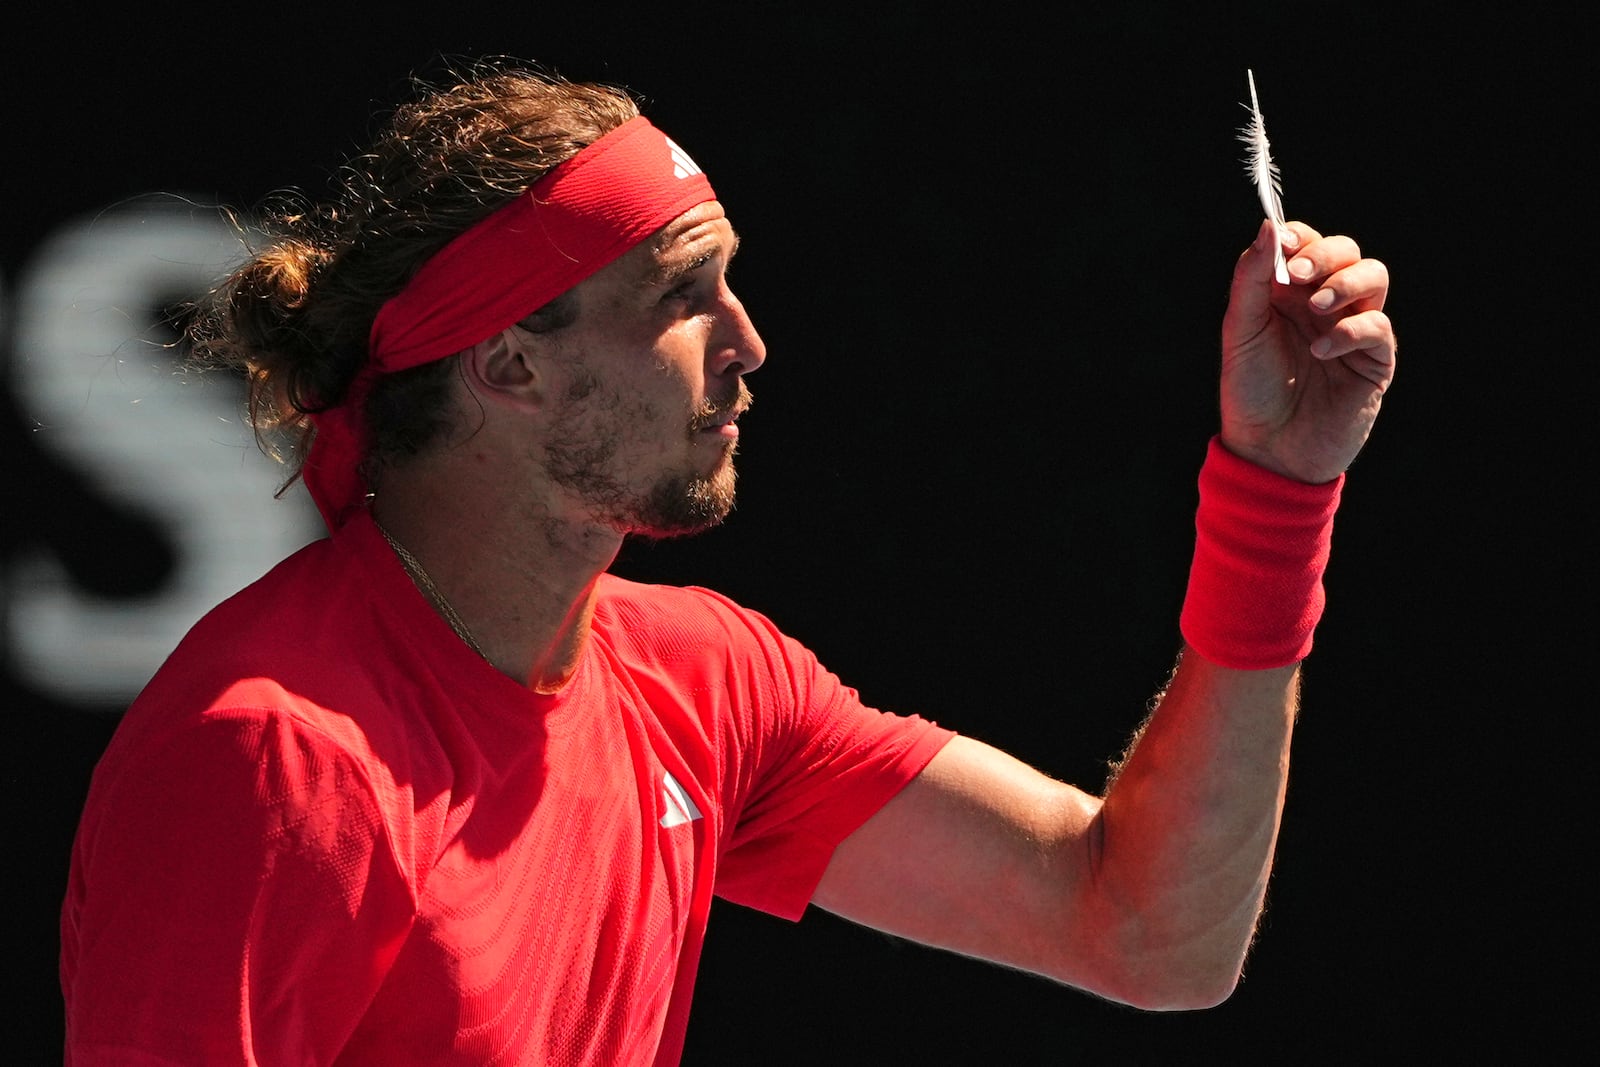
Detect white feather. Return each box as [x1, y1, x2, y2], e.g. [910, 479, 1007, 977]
[1240, 69, 1290, 284]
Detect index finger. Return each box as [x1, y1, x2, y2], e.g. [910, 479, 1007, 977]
[1281, 220, 1324, 250]
[1285, 232, 1362, 287]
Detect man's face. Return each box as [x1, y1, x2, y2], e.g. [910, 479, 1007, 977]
[532, 200, 765, 539]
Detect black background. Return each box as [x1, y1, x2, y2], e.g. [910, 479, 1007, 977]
[6, 4, 1584, 1062]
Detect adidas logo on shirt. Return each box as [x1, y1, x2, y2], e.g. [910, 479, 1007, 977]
[667, 138, 702, 180]
[659, 771, 703, 828]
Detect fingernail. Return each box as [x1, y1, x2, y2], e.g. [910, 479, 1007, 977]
[1289, 258, 1315, 281]
[1310, 289, 1335, 310]
[1311, 336, 1333, 357]
[1281, 228, 1301, 250]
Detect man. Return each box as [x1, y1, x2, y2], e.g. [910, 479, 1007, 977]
[61, 61, 1396, 1065]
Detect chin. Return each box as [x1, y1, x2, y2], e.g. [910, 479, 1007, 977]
[628, 468, 737, 541]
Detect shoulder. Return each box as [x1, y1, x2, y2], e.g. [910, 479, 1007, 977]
[594, 574, 792, 667]
[134, 520, 433, 729]
[104, 675, 384, 815]
[592, 575, 856, 729]
[593, 577, 805, 714]
[111, 530, 437, 798]
[75, 695, 392, 901]
[160, 533, 348, 675]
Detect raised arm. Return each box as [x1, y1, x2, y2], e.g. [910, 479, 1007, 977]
[813, 218, 1395, 1009]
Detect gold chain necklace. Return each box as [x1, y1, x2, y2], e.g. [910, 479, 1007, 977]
[376, 524, 489, 660]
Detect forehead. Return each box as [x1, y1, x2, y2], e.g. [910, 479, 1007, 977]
[651, 199, 734, 253]
[559, 200, 736, 318]
[620, 200, 737, 281]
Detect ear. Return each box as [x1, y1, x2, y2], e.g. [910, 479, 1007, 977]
[459, 327, 545, 412]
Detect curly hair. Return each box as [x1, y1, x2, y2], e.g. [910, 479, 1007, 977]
[185, 58, 640, 492]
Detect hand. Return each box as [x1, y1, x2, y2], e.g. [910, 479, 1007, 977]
[1218, 219, 1396, 483]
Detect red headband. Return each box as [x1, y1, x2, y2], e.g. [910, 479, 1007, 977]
[303, 115, 717, 528]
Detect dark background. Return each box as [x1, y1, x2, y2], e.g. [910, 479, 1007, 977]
[6, 4, 1583, 1062]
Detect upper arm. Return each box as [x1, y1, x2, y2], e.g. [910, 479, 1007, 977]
[811, 734, 1113, 992]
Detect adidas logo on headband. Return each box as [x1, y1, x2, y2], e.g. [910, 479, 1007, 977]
[667, 138, 702, 180]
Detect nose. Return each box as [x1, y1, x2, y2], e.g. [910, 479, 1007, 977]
[711, 286, 766, 377]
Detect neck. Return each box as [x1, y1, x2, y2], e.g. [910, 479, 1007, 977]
[370, 463, 623, 693]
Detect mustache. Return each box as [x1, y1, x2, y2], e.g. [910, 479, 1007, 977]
[689, 380, 754, 432]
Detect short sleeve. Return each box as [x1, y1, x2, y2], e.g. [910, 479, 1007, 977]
[711, 616, 955, 921]
[62, 709, 416, 1066]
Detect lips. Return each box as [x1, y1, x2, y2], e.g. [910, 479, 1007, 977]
[695, 408, 743, 438]
[694, 385, 752, 433]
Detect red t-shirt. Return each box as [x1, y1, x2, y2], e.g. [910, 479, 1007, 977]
[61, 512, 954, 1065]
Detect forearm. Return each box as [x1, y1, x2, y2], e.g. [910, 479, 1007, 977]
[1076, 433, 1336, 1008]
[1087, 650, 1297, 1008]
[817, 221, 1389, 1012]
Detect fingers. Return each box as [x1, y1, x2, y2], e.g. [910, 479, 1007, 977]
[1229, 219, 1395, 363]
[1309, 308, 1397, 386]
[1226, 220, 1292, 328]
[1280, 220, 1324, 246]
[1306, 257, 1390, 315]
[1282, 223, 1389, 312]
[1283, 228, 1354, 285]
[1233, 220, 1330, 297]
[1278, 223, 1393, 368]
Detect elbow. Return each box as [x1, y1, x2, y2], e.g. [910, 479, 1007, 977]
[1061, 832, 1263, 1010]
[1115, 967, 1242, 1012]
[1047, 907, 1254, 1012]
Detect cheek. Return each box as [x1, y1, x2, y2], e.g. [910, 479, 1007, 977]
[643, 352, 705, 409]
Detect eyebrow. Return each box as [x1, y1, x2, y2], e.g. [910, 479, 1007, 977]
[646, 229, 742, 289]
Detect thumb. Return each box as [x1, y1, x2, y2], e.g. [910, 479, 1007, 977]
[1228, 215, 1280, 295]
[1224, 219, 1280, 340]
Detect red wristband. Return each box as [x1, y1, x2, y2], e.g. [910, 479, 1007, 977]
[1179, 436, 1343, 669]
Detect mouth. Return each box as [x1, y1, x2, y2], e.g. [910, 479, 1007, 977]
[702, 404, 746, 430]
[694, 386, 753, 435]
[695, 408, 744, 441]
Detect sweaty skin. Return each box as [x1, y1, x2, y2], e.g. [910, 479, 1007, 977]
[814, 217, 1394, 1009]
[370, 201, 765, 692]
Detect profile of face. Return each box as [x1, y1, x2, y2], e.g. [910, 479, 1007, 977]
[535, 201, 766, 539]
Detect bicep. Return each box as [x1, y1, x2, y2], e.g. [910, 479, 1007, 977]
[811, 734, 1107, 985]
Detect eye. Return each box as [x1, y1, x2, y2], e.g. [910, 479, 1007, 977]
[660, 275, 710, 314]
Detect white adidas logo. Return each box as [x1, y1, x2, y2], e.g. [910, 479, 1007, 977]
[659, 770, 703, 828]
[666, 138, 703, 180]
